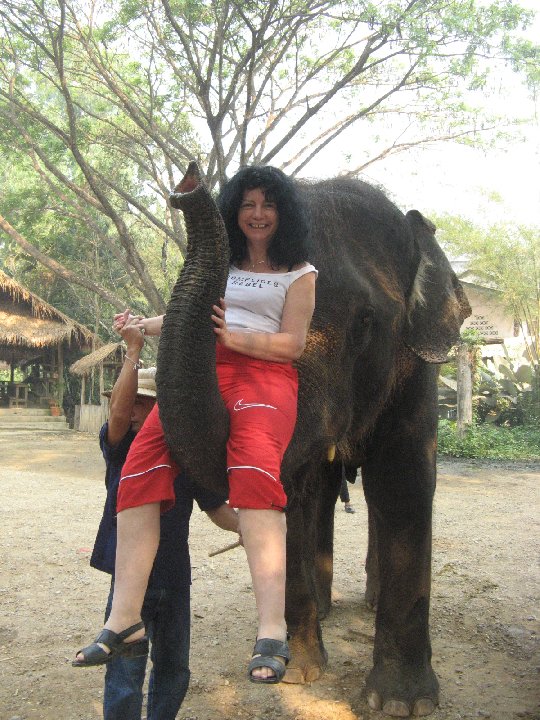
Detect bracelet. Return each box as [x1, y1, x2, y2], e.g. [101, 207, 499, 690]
[124, 355, 143, 371]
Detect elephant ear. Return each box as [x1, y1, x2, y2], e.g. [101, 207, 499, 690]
[404, 210, 471, 363]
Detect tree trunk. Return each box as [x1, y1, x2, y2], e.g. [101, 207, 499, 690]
[456, 342, 472, 436]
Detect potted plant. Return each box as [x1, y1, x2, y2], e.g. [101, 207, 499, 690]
[48, 396, 62, 416]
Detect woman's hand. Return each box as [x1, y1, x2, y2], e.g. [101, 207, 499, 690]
[211, 298, 231, 347]
[113, 309, 143, 334]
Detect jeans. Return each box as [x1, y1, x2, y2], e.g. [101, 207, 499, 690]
[339, 475, 350, 503]
[103, 580, 191, 720]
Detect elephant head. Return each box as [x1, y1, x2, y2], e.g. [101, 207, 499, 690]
[278, 177, 471, 478]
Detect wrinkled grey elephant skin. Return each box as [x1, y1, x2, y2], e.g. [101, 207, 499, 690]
[156, 163, 229, 494]
[160, 167, 471, 718]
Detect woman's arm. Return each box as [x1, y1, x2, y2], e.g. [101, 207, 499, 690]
[113, 311, 164, 337]
[139, 315, 164, 336]
[211, 271, 316, 363]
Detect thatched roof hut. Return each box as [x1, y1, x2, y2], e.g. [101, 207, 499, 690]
[70, 341, 124, 402]
[0, 270, 97, 407]
[69, 342, 123, 377]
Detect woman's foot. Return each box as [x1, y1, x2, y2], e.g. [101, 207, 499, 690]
[73, 621, 147, 667]
[248, 637, 290, 683]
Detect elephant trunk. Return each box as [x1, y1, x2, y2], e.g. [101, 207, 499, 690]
[156, 162, 230, 494]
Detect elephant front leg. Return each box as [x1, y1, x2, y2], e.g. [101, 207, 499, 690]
[365, 507, 439, 717]
[361, 363, 441, 717]
[283, 497, 328, 683]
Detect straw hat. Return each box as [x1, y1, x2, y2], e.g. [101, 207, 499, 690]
[103, 367, 157, 398]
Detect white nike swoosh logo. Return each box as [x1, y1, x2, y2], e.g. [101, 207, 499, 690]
[234, 399, 277, 411]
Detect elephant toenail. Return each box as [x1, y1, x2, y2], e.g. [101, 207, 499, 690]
[412, 697, 436, 716]
[382, 699, 410, 717]
[367, 690, 382, 710]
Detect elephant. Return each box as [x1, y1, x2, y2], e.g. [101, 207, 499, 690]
[156, 162, 471, 717]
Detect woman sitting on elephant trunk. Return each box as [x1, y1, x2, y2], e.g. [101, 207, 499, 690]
[74, 166, 317, 684]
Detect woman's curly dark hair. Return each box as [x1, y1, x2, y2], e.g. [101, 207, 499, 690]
[218, 166, 311, 270]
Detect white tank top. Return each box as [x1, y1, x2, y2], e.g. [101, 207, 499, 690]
[225, 263, 318, 334]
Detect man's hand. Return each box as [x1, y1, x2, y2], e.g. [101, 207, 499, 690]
[107, 314, 148, 446]
[120, 315, 145, 353]
[113, 309, 143, 333]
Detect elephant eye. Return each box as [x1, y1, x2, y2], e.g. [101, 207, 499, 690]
[360, 312, 372, 325]
[359, 306, 374, 326]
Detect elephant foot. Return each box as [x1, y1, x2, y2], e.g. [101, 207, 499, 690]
[366, 663, 439, 717]
[283, 664, 324, 684]
[367, 693, 437, 717]
[282, 634, 328, 684]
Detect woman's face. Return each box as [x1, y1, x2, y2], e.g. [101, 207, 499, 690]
[237, 187, 279, 247]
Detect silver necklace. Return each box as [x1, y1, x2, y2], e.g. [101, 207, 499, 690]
[249, 259, 268, 272]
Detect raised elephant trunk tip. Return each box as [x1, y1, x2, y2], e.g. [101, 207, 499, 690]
[169, 162, 202, 207]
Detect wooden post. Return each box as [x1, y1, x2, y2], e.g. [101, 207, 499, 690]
[57, 343, 64, 408]
[456, 342, 472, 436]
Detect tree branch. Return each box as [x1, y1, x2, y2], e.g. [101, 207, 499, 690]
[0, 212, 127, 310]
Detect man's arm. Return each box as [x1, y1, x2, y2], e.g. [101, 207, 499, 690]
[107, 318, 145, 446]
[206, 503, 241, 536]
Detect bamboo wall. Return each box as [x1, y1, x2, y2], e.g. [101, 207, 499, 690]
[74, 399, 109, 434]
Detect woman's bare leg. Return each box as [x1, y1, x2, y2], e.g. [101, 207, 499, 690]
[239, 508, 287, 680]
[76, 502, 160, 660]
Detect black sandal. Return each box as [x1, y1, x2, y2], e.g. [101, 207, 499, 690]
[247, 638, 290, 684]
[72, 621, 148, 667]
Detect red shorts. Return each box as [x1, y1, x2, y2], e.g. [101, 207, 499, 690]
[217, 345, 297, 510]
[117, 345, 298, 512]
[117, 402, 179, 513]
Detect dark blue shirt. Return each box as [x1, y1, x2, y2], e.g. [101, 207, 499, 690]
[90, 422, 226, 591]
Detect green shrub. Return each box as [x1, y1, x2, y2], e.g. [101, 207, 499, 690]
[438, 420, 540, 460]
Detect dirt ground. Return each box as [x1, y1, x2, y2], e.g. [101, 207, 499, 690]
[0, 429, 538, 720]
